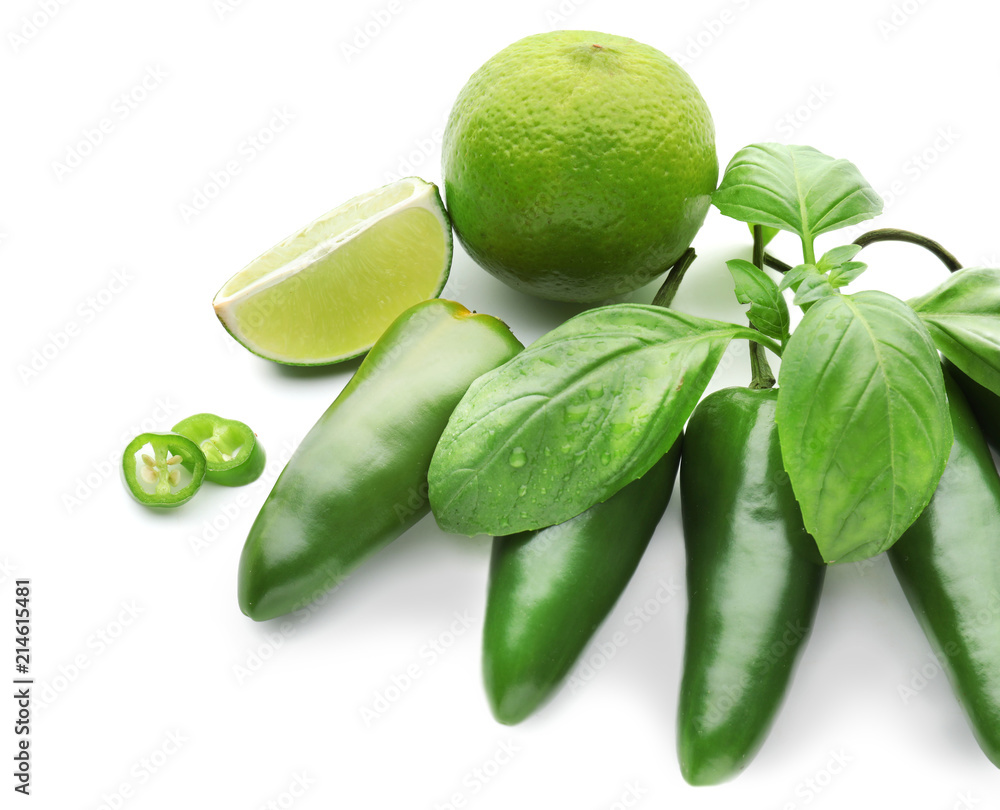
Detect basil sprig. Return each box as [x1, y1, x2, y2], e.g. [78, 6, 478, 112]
[712, 142, 983, 563]
[429, 141, 998, 566]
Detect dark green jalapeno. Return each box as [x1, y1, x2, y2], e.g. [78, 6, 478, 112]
[238, 299, 523, 621]
[678, 386, 825, 785]
[482, 441, 682, 725]
[944, 359, 1000, 453]
[888, 371, 1000, 768]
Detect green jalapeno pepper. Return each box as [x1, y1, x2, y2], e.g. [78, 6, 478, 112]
[943, 359, 1000, 453]
[121, 432, 207, 508]
[482, 440, 682, 725]
[238, 299, 524, 621]
[172, 413, 266, 487]
[678, 387, 825, 785]
[888, 370, 1000, 768]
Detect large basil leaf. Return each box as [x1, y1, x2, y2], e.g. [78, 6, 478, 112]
[908, 267, 1000, 395]
[429, 305, 776, 536]
[726, 259, 790, 342]
[776, 291, 952, 564]
[713, 143, 883, 241]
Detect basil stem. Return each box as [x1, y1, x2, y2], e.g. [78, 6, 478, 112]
[749, 225, 776, 390]
[852, 228, 962, 273]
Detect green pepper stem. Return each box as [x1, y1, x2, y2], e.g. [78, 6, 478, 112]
[652, 248, 697, 309]
[852, 227, 962, 273]
[749, 225, 777, 390]
[749, 336, 776, 390]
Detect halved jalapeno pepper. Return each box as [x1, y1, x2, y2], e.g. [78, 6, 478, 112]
[122, 432, 207, 507]
[171, 413, 266, 487]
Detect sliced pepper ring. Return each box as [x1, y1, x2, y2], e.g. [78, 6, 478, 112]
[122, 432, 206, 507]
[171, 413, 266, 487]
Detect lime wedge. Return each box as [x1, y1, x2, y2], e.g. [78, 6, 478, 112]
[213, 177, 452, 365]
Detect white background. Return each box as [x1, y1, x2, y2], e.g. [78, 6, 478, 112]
[5, 0, 1000, 807]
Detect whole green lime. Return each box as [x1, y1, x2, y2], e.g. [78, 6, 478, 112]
[442, 30, 718, 303]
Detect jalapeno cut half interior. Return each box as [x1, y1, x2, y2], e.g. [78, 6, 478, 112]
[122, 432, 207, 507]
[172, 413, 266, 487]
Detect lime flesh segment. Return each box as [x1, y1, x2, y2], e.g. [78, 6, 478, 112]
[214, 178, 452, 365]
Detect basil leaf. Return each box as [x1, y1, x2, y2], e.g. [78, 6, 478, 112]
[792, 272, 837, 307]
[817, 244, 864, 271]
[713, 143, 883, 242]
[429, 305, 773, 536]
[726, 259, 790, 342]
[908, 267, 1000, 395]
[778, 263, 816, 293]
[776, 291, 952, 564]
[828, 261, 868, 288]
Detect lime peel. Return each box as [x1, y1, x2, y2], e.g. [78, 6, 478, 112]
[213, 177, 452, 366]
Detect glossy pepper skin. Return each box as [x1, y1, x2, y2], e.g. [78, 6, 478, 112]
[944, 359, 1000, 452]
[678, 387, 825, 786]
[888, 371, 1000, 767]
[238, 299, 523, 621]
[482, 441, 681, 725]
